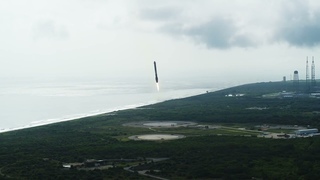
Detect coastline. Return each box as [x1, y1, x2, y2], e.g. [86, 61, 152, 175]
[0, 102, 152, 134]
[0, 89, 210, 134]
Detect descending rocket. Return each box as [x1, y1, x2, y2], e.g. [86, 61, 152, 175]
[154, 61, 158, 83]
[153, 61, 160, 91]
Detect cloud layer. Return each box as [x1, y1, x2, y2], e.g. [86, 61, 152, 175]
[1, 0, 320, 82]
[161, 18, 256, 49]
[139, 0, 320, 49]
[275, 1, 320, 47]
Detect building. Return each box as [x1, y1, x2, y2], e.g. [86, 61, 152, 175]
[295, 128, 318, 136]
[293, 70, 299, 81]
[293, 70, 299, 90]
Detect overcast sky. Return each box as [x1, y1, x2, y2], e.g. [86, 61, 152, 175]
[1, 0, 320, 84]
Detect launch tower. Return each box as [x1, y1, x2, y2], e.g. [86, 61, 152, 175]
[311, 56, 316, 87]
[306, 56, 309, 90]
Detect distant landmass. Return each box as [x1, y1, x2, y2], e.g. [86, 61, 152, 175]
[1, 81, 320, 179]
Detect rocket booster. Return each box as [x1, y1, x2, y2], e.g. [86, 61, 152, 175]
[154, 61, 158, 83]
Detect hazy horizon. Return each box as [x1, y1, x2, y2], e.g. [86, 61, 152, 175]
[0, 77, 227, 131]
[1, 0, 320, 85]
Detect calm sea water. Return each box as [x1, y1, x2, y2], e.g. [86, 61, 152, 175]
[0, 77, 232, 132]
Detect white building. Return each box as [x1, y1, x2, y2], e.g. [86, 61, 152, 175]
[295, 129, 318, 136]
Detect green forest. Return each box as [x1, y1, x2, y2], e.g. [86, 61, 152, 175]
[1, 81, 320, 179]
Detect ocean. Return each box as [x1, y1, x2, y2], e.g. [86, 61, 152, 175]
[0, 77, 233, 133]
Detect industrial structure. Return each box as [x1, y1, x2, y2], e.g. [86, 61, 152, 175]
[304, 56, 317, 91]
[295, 128, 318, 136]
[282, 56, 320, 95]
[293, 70, 299, 81]
[306, 57, 309, 90]
[283, 76, 286, 82]
[293, 70, 299, 89]
[311, 56, 316, 87]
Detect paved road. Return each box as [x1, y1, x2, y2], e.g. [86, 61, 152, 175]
[124, 158, 169, 180]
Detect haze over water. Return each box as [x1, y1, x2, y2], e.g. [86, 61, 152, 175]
[0, 77, 233, 132]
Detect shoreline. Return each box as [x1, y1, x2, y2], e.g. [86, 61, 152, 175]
[0, 102, 151, 134]
[0, 89, 211, 134]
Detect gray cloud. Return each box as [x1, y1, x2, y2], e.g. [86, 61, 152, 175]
[161, 18, 256, 49]
[139, 1, 320, 49]
[139, 5, 256, 49]
[278, 23, 320, 47]
[274, 1, 320, 47]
